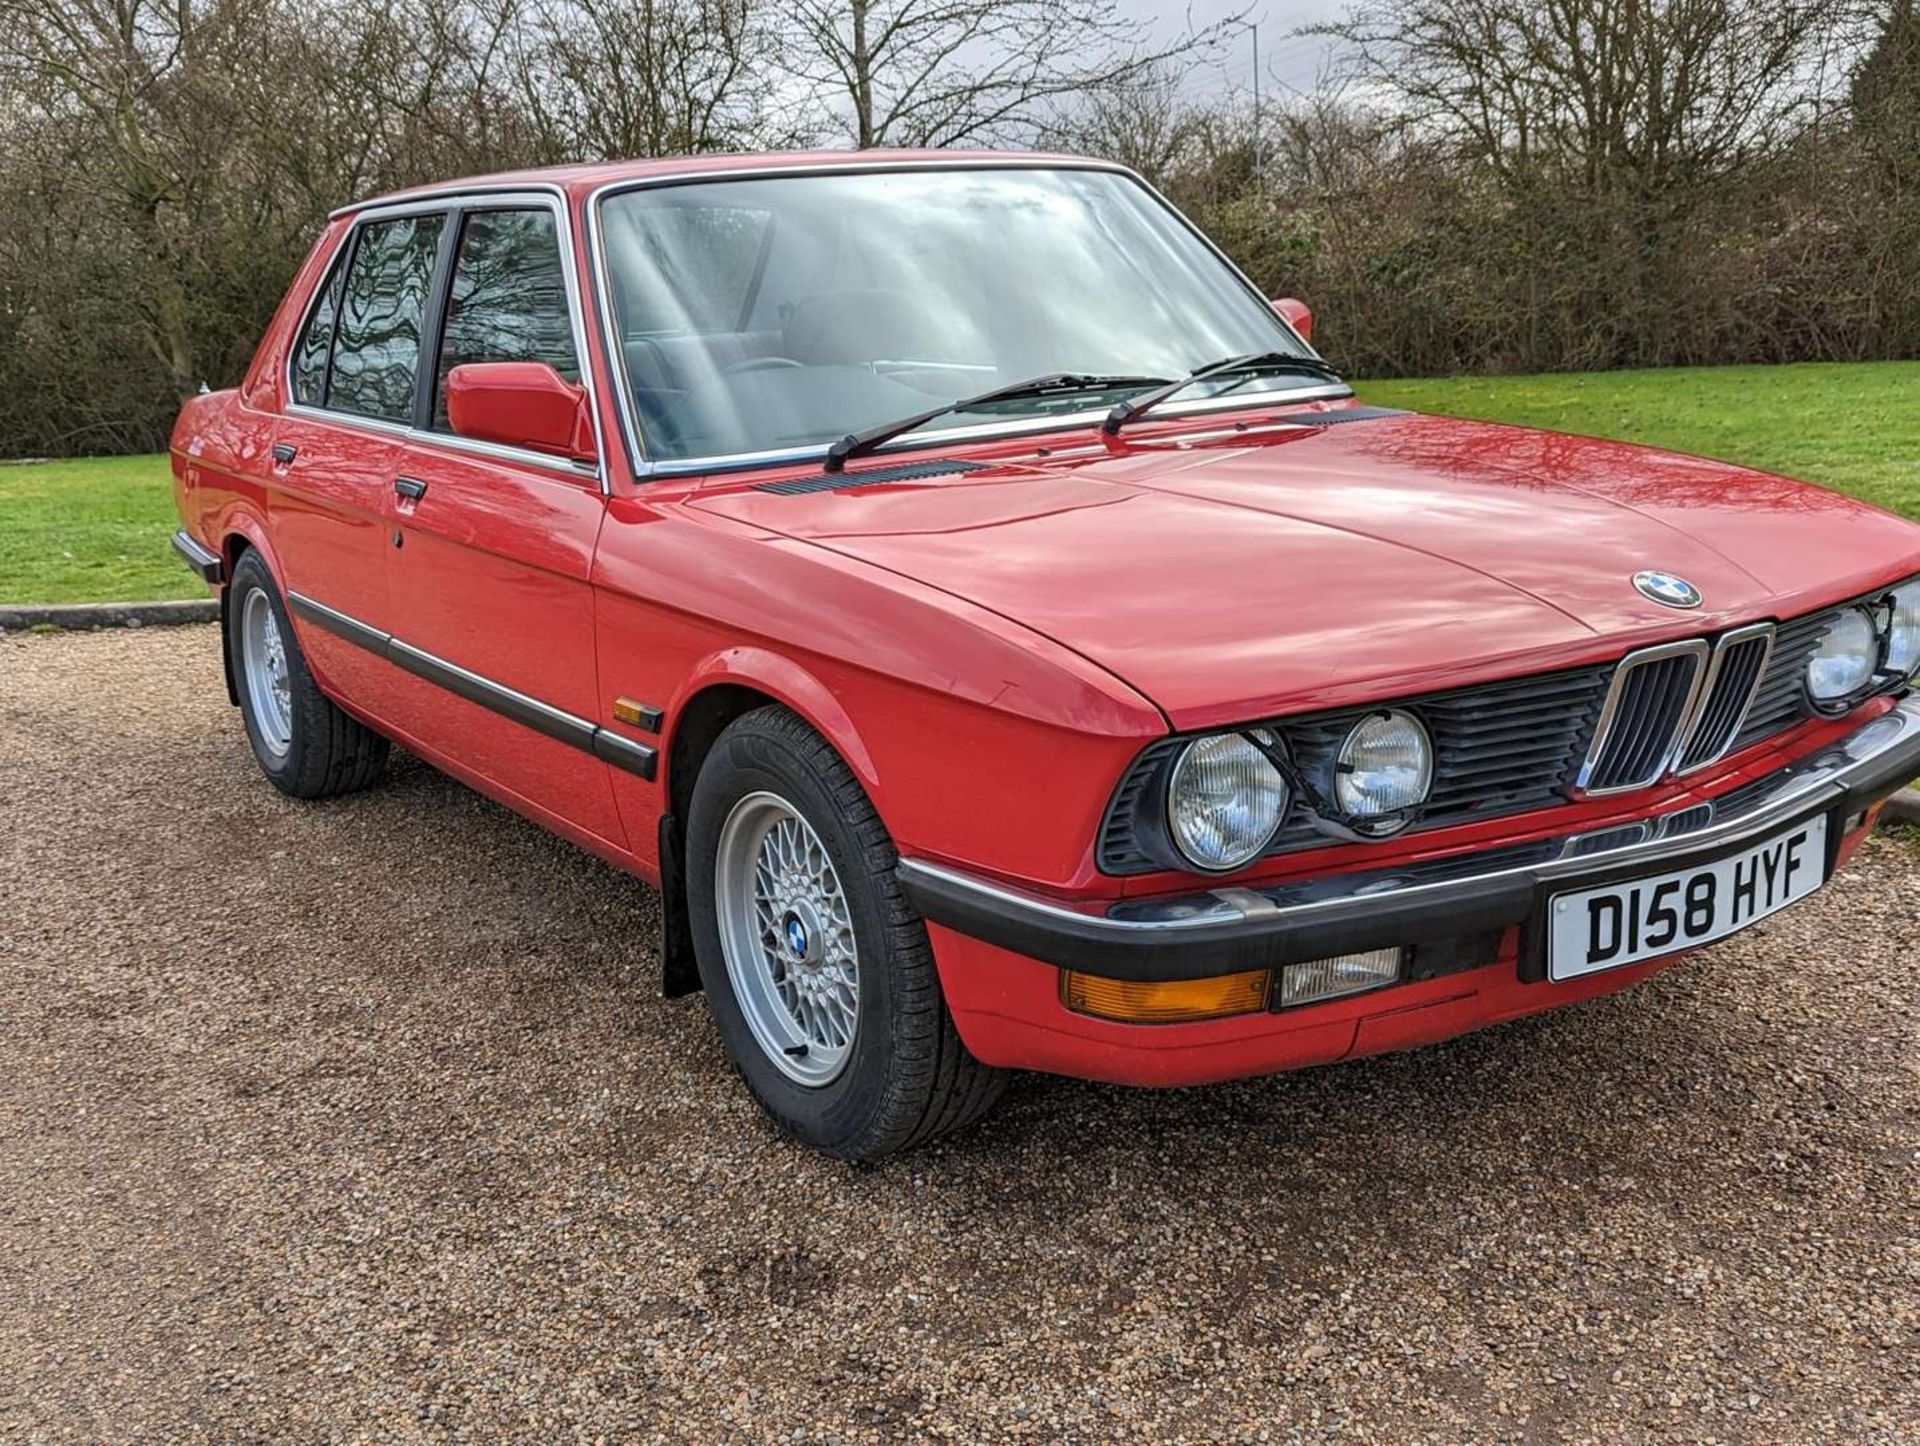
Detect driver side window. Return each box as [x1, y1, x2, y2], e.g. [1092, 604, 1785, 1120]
[431, 208, 580, 431]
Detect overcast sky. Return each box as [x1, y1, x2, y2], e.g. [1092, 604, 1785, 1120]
[1125, 1, 1354, 103]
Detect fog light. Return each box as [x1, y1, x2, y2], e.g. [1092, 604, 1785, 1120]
[1278, 948, 1403, 1007]
[1062, 968, 1270, 1023]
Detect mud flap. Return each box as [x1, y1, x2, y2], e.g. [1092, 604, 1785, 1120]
[657, 812, 701, 996]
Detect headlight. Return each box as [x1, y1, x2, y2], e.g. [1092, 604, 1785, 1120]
[1807, 608, 1880, 701]
[1885, 583, 1920, 677]
[1165, 731, 1289, 872]
[1334, 710, 1433, 832]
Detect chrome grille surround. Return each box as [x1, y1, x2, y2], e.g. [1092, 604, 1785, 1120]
[1676, 622, 1776, 775]
[1574, 640, 1711, 795]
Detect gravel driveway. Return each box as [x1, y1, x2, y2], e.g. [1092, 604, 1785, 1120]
[2, 625, 1916, 1443]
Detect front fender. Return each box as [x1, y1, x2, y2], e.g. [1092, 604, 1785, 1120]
[671, 646, 881, 792]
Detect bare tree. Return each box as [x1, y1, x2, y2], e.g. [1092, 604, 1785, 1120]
[1320, 0, 1856, 191]
[516, 0, 792, 158]
[781, 0, 1233, 149]
[1040, 63, 1206, 184]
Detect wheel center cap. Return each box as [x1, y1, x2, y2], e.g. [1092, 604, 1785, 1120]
[780, 903, 824, 968]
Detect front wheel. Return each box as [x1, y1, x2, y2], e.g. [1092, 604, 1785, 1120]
[226, 549, 389, 799]
[687, 706, 1006, 1159]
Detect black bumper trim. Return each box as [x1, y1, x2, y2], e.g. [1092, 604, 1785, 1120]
[171, 530, 223, 585]
[899, 699, 1920, 983]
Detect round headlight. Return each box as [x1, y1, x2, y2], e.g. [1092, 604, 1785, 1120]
[1885, 583, 1920, 677]
[1807, 608, 1880, 701]
[1335, 710, 1433, 830]
[1165, 731, 1290, 872]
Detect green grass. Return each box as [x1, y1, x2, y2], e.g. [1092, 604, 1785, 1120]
[0, 453, 201, 605]
[1361, 361, 1920, 521]
[2, 360, 1916, 604]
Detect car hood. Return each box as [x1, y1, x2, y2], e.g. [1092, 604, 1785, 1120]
[687, 409, 1920, 729]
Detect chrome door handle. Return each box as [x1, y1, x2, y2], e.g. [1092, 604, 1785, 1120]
[271, 442, 297, 466]
[394, 476, 428, 500]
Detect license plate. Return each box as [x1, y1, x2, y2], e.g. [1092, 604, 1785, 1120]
[1547, 815, 1829, 982]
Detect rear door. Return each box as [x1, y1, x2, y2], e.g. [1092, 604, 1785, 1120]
[272, 210, 447, 711]
[380, 200, 625, 845]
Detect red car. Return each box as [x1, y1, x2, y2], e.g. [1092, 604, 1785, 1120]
[171, 151, 1920, 1158]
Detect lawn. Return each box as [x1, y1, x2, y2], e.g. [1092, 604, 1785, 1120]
[1361, 360, 1920, 521]
[1, 360, 1915, 604]
[0, 453, 200, 605]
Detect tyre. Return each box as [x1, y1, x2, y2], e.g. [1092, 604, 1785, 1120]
[687, 705, 1007, 1159]
[226, 549, 389, 799]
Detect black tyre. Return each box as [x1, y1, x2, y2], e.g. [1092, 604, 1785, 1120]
[686, 705, 1007, 1159]
[226, 549, 389, 799]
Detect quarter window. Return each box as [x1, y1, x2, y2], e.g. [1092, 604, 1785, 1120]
[432, 209, 579, 430]
[291, 252, 346, 407]
[326, 213, 445, 423]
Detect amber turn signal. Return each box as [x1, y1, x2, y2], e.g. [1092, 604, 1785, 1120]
[1062, 968, 1270, 1023]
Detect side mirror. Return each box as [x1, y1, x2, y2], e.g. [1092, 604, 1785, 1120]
[1270, 297, 1313, 344]
[445, 362, 596, 463]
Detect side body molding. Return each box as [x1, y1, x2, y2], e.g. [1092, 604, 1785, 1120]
[287, 592, 656, 780]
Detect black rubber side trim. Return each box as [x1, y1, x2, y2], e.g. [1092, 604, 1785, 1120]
[592, 729, 659, 781]
[387, 639, 595, 751]
[288, 591, 390, 652]
[285, 591, 658, 782]
[755, 459, 986, 495]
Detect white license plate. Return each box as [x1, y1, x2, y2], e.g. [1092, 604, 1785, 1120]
[1547, 815, 1828, 982]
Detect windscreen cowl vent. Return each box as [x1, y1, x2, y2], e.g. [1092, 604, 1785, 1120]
[756, 459, 987, 495]
[1280, 406, 1409, 426]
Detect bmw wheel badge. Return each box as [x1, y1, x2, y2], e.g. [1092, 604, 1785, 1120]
[1633, 570, 1703, 610]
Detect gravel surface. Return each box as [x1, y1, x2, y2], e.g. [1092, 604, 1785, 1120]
[3, 625, 1917, 1443]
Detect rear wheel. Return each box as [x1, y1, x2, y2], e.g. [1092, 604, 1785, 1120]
[226, 549, 388, 798]
[687, 705, 1006, 1159]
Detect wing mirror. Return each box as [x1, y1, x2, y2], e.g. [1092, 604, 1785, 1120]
[1270, 297, 1313, 344]
[445, 362, 597, 464]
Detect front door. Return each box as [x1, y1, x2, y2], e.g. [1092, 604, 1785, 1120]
[380, 203, 624, 846]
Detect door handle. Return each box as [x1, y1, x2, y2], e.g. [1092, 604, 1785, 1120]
[271, 442, 297, 466]
[394, 476, 428, 500]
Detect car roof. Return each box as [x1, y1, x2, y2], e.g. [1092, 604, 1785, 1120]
[333, 148, 1116, 218]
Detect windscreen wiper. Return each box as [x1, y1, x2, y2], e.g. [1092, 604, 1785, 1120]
[824, 372, 1172, 472]
[1100, 351, 1348, 436]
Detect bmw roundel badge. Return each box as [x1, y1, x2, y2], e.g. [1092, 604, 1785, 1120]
[1632, 570, 1703, 610]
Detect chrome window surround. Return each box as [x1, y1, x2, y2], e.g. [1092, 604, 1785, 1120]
[1675, 621, 1777, 776]
[1573, 639, 1713, 796]
[283, 186, 607, 492]
[580, 157, 1348, 480]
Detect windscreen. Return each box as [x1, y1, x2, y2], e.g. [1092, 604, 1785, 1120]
[597, 166, 1314, 462]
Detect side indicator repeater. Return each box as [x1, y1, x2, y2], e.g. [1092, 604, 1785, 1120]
[612, 698, 664, 733]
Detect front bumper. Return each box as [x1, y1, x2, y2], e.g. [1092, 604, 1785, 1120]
[899, 696, 1920, 985]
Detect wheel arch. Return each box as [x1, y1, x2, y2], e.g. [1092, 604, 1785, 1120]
[654, 650, 884, 999]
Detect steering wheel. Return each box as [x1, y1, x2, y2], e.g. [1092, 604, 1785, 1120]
[720, 356, 804, 377]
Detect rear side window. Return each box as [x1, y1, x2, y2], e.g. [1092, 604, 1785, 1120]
[291, 252, 346, 406]
[326, 214, 445, 423]
[432, 209, 579, 430]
